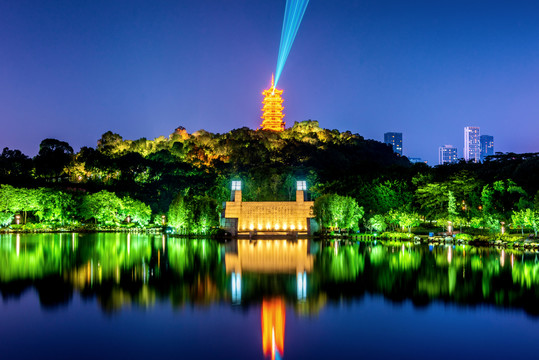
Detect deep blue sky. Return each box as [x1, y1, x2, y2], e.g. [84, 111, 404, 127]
[1, 0, 538, 164]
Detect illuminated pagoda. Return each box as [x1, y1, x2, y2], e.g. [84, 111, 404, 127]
[260, 75, 285, 131]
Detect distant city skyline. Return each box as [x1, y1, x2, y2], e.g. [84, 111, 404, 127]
[384, 125, 496, 166]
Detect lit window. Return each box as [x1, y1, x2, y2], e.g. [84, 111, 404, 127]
[297, 181, 307, 191]
[232, 181, 242, 191]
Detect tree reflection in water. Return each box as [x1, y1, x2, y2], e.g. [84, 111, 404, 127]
[1, 234, 539, 318]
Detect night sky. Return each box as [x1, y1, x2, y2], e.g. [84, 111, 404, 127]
[1, 0, 538, 164]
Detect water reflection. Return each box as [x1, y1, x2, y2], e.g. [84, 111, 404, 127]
[262, 298, 285, 360]
[224, 239, 313, 358]
[2, 234, 539, 318]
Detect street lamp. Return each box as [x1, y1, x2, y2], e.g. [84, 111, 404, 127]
[15, 214, 20, 225]
[161, 215, 166, 225]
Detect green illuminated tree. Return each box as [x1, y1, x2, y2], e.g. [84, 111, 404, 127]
[166, 193, 218, 233]
[119, 196, 152, 226]
[191, 195, 219, 233]
[366, 215, 387, 233]
[167, 194, 191, 232]
[0, 185, 40, 223]
[522, 209, 539, 237]
[313, 194, 363, 231]
[35, 189, 75, 225]
[371, 180, 413, 214]
[0, 184, 14, 211]
[97, 131, 126, 156]
[448, 190, 458, 220]
[416, 182, 449, 218]
[313, 194, 332, 229]
[416, 171, 480, 219]
[452, 216, 468, 233]
[0, 211, 13, 227]
[80, 190, 123, 225]
[340, 197, 364, 230]
[388, 209, 421, 233]
[470, 214, 501, 234]
[511, 210, 526, 236]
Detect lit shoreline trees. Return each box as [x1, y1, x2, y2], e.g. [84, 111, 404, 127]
[167, 193, 219, 234]
[387, 209, 421, 233]
[80, 190, 152, 226]
[313, 194, 364, 231]
[512, 209, 539, 237]
[365, 214, 387, 234]
[0, 185, 153, 228]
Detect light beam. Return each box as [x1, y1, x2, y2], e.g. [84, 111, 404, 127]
[274, 0, 310, 88]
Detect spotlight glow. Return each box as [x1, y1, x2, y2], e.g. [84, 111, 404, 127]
[274, 0, 310, 88]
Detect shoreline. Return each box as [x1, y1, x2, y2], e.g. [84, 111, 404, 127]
[2, 230, 538, 250]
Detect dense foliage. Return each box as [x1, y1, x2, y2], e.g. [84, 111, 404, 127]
[1, 121, 538, 236]
[313, 194, 363, 230]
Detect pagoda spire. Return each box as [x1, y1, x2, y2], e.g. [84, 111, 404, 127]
[260, 76, 285, 132]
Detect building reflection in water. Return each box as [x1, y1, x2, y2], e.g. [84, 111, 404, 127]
[297, 271, 307, 301]
[225, 239, 313, 359]
[225, 239, 313, 275]
[231, 271, 241, 304]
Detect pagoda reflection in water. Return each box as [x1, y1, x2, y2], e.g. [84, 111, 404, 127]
[225, 239, 313, 359]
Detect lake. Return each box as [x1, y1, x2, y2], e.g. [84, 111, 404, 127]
[1, 233, 538, 359]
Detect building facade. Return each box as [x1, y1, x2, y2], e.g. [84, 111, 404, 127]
[384, 132, 403, 156]
[480, 135, 494, 162]
[464, 126, 480, 163]
[223, 180, 314, 236]
[439, 145, 458, 165]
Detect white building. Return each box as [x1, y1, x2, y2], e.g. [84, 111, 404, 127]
[464, 126, 480, 163]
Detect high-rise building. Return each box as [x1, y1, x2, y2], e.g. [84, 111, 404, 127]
[464, 126, 480, 163]
[384, 132, 403, 156]
[439, 145, 458, 165]
[480, 135, 494, 162]
[260, 75, 285, 131]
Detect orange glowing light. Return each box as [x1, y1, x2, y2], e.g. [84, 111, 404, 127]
[260, 74, 285, 132]
[262, 298, 285, 360]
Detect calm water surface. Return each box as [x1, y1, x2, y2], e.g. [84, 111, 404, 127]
[1, 233, 538, 359]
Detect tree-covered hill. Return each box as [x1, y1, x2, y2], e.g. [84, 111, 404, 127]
[1, 120, 407, 212]
[1, 120, 538, 235]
